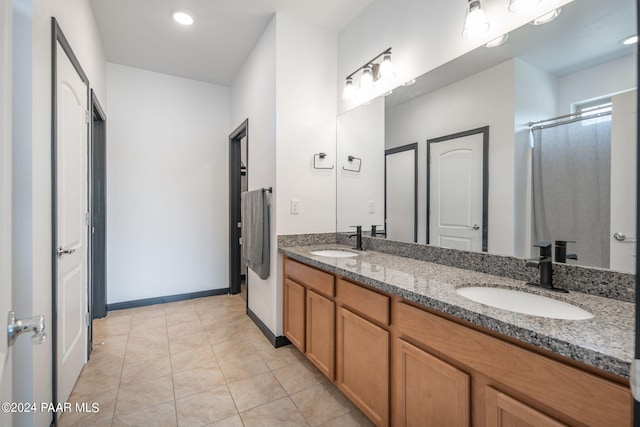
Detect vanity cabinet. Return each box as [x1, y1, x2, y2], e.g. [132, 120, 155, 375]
[393, 338, 470, 426]
[336, 278, 391, 426]
[283, 258, 336, 380]
[282, 256, 632, 427]
[485, 387, 565, 427]
[283, 278, 305, 351]
[306, 289, 335, 379]
[395, 301, 632, 426]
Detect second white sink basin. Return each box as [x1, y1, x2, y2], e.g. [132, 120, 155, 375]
[456, 287, 593, 320]
[310, 250, 359, 258]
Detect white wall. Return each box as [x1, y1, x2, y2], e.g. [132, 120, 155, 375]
[11, 0, 106, 425]
[513, 59, 557, 256]
[337, 0, 571, 113]
[231, 17, 278, 334]
[557, 53, 638, 113]
[337, 97, 385, 232]
[106, 63, 230, 304]
[275, 14, 337, 236]
[231, 13, 337, 336]
[385, 60, 516, 255]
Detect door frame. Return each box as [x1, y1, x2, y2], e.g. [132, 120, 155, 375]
[384, 143, 418, 243]
[51, 17, 90, 419]
[229, 119, 248, 296]
[89, 89, 107, 356]
[426, 126, 489, 251]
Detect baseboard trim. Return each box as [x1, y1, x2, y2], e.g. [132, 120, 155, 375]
[246, 308, 291, 348]
[107, 288, 229, 311]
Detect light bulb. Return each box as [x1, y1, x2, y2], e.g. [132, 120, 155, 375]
[508, 0, 541, 13]
[621, 35, 639, 45]
[359, 66, 375, 97]
[342, 78, 357, 101]
[462, 0, 490, 37]
[379, 54, 395, 79]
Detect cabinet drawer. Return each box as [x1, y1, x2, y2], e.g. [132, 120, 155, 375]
[337, 279, 389, 325]
[285, 258, 335, 297]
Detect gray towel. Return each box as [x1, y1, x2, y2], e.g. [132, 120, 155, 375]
[241, 189, 270, 279]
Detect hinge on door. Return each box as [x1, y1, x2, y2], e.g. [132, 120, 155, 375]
[85, 110, 91, 124]
[85, 312, 90, 327]
[86, 212, 91, 226]
[239, 237, 243, 245]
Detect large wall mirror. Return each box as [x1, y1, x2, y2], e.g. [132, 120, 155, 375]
[336, 0, 637, 273]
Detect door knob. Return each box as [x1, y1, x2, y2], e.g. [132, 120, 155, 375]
[471, 224, 480, 230]
[613, 233, 637, 242]
[7, 311, 47, 346]
[57, 246, 76, 258]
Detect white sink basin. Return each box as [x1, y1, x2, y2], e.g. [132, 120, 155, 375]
[456, 287, 593, 320]
[310, 250, 359, 258]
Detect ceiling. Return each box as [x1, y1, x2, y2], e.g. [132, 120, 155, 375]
[89, 0, 375, 85]
[386, 0, 636, 110]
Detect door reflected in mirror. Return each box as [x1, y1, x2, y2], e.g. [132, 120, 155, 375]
[335, 0, 636, 273]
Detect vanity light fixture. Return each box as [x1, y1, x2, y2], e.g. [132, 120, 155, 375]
[462, 0, 490, 37]
[342, 77, 356, 101]
[508, 0, 541, 13]
[621, 35, 639, 45]
[379, 53, 395, 79]
[341, 47, 394, 101]
[484, 33, 509, 47]
[530, 8, 561, 25]
[173, 11, 194, 26]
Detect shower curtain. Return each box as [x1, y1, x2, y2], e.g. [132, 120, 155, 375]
[531, 116, 611, 269]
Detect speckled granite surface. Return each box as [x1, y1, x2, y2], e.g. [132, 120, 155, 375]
[332, 233, 635, 303]
[279, 243, 634, 378]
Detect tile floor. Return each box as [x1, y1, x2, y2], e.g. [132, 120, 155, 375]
[59, 294, 373, 427]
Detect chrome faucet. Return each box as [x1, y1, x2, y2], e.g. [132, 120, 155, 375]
[526, 242, 568, 293]
[349, 225, 363, 250]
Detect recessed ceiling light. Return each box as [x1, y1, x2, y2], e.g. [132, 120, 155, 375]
[621, 35, 638, 45]
[530, 8, 561, 26]
[484, 34, 509, 48]
[173, 11, 194, 26]
[402, 79, 416, 86]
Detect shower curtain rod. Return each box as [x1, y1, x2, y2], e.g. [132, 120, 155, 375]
[528, 110, 611, 130]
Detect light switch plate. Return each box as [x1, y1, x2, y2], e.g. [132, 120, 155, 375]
[291, 199, 300, 214]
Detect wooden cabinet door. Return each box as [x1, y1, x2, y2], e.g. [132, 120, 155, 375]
[336, 306, 389, 426]
[306, 289, 335, 379]
[486, 387, 567, 427]
[393, 339, 470, 427]
[283, 278, 305, 352]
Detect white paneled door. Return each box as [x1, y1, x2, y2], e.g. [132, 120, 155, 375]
[55, 41, 89, 405]
[429, 133, 483, 251]
[0, 0, 12, 424]
[385, 147, 416, 243]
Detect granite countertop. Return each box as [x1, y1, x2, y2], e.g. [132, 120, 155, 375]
[279, 244, 634, 379]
